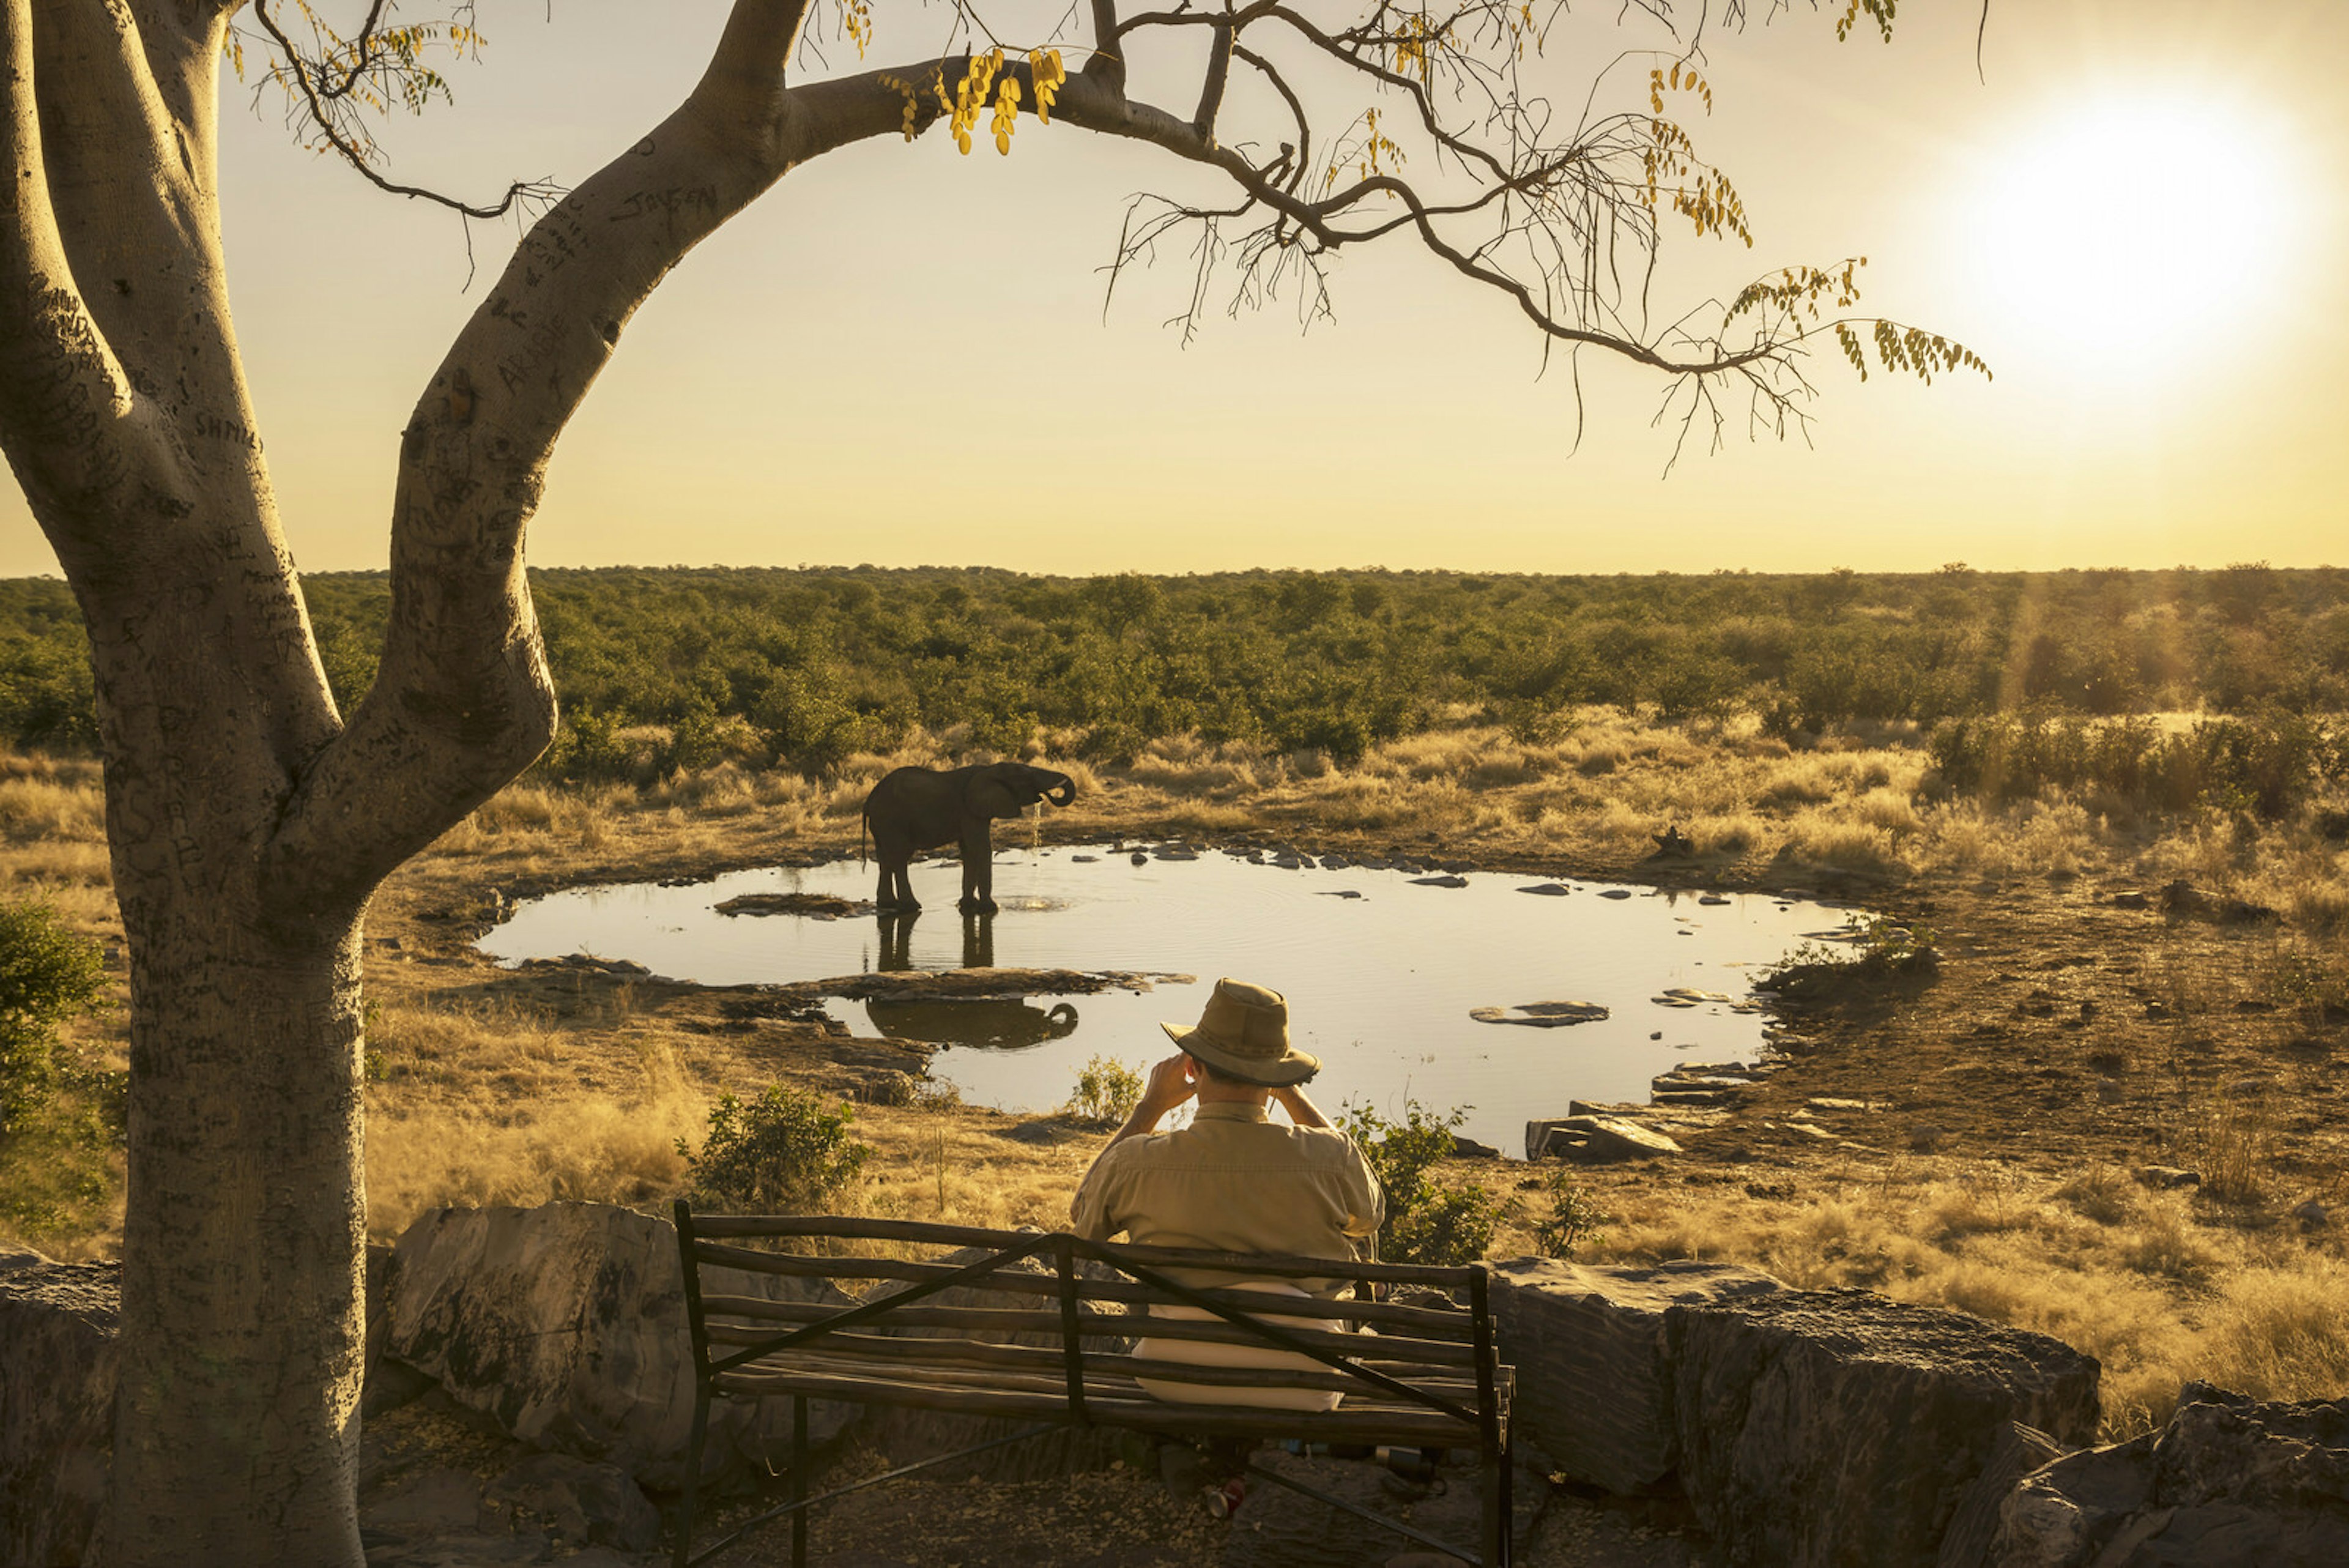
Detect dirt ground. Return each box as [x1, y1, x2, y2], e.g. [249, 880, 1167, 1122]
[331, 791, 2347, 1566]
[16, 739, 2337, 1566]
[362, 797, 2349, 1228]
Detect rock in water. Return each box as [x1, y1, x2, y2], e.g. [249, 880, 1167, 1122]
[1665, 1288, 2100, 1567]
[0, 1255, 117, 1568]
[713, 891, 867, 919]
[1516, 882, 1572, 896]
[1526, 1113, 1681, 1161]
[1471, 1000, 1611, 1028]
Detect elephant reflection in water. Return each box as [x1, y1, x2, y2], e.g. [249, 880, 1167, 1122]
[872, 908, 998, 972]
[863, 997, 1080, 1049]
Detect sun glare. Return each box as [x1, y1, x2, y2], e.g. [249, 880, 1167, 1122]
[1966, 94, 2293, 382]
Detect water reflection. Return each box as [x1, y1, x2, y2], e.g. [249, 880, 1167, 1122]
[481, 847, 1855, 1154]
[875, 910, 918, 971]
[864, 997, 1080, 1049]
[874, 908, 1001, 970]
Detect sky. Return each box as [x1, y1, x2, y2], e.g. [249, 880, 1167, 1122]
[4, 0, 2343, 578]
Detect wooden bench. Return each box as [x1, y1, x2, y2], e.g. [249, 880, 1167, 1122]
[672, 1203, 1515, 1567]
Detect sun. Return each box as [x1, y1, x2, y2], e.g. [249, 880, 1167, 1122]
[1965, 93, 2294, 381]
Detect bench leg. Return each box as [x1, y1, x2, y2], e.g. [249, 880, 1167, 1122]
[676, 1383, 709, 1568]
[1488, 1431, 1514, 1568]
[792, 1394, 809, 1568]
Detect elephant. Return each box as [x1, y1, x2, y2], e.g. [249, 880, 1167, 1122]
[860, 761, 1077, 913]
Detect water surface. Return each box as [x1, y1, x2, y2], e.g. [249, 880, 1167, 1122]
[480, 847, 1854, 1154]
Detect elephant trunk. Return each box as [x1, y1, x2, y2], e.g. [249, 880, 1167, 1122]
[1045, 776, 1076, 807]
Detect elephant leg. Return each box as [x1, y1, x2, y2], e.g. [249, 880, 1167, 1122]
[957, 825, 996, 914]
[877, 852, 919, 912]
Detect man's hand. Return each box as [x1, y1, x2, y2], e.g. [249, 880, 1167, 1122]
[1135, 1052, 1199, 1125]
[1271, 1081, 1334, 1131]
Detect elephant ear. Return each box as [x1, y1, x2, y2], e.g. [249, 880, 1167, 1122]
[967, 773, 1025, 820]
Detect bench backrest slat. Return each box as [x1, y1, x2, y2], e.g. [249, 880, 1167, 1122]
[687, 1213, 1477, 1288]
[689, 1245, 1475, 1337]
[696, 1293, 1479, 1367]
[697, 1320, 1477, 1382]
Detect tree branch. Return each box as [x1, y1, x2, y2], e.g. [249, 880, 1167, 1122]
[263, 0, 859, 916]
[1191, 6, 1233, 139]
[0, 0, 183, 556]
[248, 0, 558, 221]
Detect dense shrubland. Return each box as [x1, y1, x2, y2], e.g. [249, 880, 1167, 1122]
[6, 565, 2346, 814]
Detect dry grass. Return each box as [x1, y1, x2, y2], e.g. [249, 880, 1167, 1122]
[1527, 1157, 2347, 1438]
[7, 729, 2349, 1446]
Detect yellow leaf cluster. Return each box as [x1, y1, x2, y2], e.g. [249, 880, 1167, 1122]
[1647, 61, 1713, 116]
[932, 50, 1006, 156]
[1030, 49, 1066, 125]
[1729, 259, 1866, 322]
[1392, 12, 1452, 85]
[1870, 321, 1989, 385]
[896, 48, 1063, 156]
[1835, 0, 1898, 44]
[879, 72, 922, 141]
[1357, 106, 1406, 183]
[990, 78, 1023, 154]
[839, 0, 873, 60]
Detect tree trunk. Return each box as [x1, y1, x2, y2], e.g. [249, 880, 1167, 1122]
[63, 479, 368, 1561]
[106, 896, 366, 1563]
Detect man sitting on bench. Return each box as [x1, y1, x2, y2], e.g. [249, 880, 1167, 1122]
[1070, 976, 1386, 1450]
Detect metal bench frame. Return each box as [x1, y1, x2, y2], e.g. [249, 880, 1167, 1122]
[672, 1202, 1513, 1567]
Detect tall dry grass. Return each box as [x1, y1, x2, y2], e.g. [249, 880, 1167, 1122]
[1540, 1157, 2348, 1437]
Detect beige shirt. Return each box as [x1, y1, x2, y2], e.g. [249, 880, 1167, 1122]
[1069, 1103, 1384, 1288]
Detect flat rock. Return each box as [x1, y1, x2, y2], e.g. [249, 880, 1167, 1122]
[1991, 1384, 2349, 1567]
[1528, 1115, 1681, 1161]
[1667, 1288, 2099, 1567]
[1489, 1258, 1786, 1495]
[1411, 874, 1471, 888]
[0, 1256, 119, 1568]
[713, 891, 870, 919]
[1471, 1001, 1611, 1028]
[384, 1202, 855, 1490]
[1598, 888, 1635, 900]
[1515, 883, 1572, 896]
[774, 967, 1193, 1003]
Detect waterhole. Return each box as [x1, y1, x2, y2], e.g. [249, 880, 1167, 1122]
[479, 846, 1862, 1155]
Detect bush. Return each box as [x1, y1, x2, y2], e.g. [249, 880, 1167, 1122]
[677, 1085, 868, 1213]
[1338, 1098, 1499, 1266]
[1067, 1055, 1143, 1126]
[1532, 1169, 1613, 1259]
[0, 896, 108, 1139]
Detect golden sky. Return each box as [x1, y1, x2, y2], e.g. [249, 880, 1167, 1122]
[4, 0, 2343, 576]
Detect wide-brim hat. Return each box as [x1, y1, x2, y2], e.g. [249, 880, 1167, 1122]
[1162, 978, 1321, 1087]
